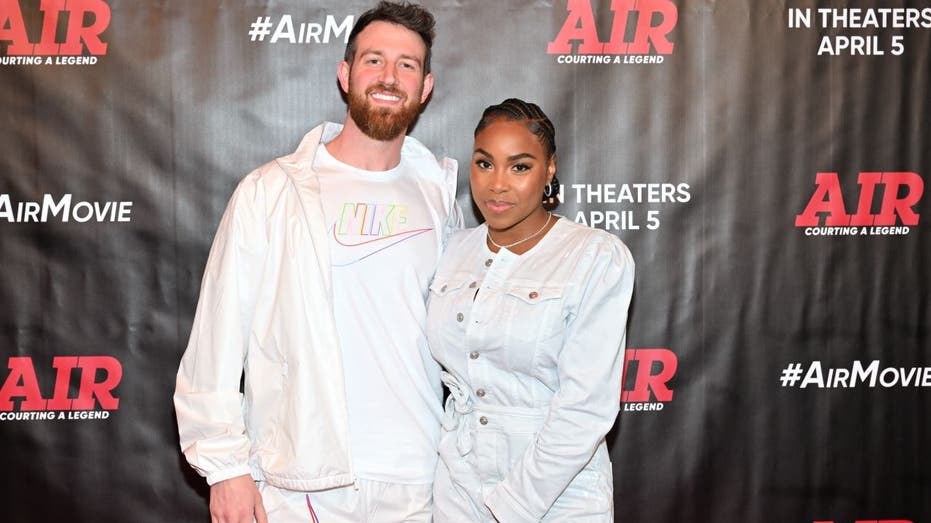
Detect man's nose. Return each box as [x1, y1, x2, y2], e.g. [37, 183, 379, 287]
[379, 63, 398, 85]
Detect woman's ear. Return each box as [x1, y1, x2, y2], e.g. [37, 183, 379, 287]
[547, 154, 557, 182]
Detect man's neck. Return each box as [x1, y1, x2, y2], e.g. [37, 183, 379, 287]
[325, 116, 406, 171]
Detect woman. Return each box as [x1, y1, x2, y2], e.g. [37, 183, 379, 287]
[427, 98, 635, 522]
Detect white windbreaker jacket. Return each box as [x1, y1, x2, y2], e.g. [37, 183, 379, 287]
[174, 122, 459, 491]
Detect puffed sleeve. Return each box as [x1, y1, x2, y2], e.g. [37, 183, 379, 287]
[484, 234, 634, 522]
[173, 171, 268, 486]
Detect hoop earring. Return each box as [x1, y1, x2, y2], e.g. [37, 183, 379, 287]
[542, 176, 560, 201]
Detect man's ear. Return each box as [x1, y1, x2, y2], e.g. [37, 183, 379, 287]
[420, 72, 434, 103]
[337, 61, 351, 94]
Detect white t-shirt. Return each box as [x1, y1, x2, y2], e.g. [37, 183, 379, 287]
[313, 142, 446, 484]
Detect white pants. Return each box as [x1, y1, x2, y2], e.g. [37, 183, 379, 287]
[434, 398, 614, 523]
[258, 479, 433, 523]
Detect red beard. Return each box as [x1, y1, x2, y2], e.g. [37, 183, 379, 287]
[347, 81, 424, 141]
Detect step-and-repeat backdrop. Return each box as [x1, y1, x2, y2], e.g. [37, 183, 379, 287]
[1, 1, 928, 522]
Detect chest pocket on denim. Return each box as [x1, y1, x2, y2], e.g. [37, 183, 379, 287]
[427, 276, 472, 368]
[498, 283, 566, 372]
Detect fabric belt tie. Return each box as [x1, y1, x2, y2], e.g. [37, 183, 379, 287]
[441, 371, 475, 456]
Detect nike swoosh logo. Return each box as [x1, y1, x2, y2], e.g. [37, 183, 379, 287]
[330, 224, 434, 267]
[332, 224, 433, 247]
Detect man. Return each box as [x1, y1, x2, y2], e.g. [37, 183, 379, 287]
[173, 3, 460, 522]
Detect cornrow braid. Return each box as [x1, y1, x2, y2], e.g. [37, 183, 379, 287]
[474, 98, 556, 159]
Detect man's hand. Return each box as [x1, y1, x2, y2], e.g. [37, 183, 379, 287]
[209, 474, 268, 523]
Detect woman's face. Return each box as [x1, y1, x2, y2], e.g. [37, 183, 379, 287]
[470, 119, 556, 241]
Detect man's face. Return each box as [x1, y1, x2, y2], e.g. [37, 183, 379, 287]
[339, 21, 434, 141]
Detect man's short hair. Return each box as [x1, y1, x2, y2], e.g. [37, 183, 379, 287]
[344, 1, 436, 74]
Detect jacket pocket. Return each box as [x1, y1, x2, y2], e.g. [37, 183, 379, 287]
[500, 284, 565, 337]
[426, 275, 474, 366]
[497, 283, 566, 372]
[429, 276, 469, 298]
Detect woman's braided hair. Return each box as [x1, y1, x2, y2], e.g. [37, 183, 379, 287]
[474, 98, 556, 159]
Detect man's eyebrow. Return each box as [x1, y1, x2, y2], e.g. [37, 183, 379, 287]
[359, 49, 423, 66]
[398, 53, 423, 66]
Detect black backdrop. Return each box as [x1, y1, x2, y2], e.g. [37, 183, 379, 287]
[1, 1, 929, 522]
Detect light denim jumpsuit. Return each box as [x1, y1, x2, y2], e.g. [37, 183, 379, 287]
[426, 217, 635, 522]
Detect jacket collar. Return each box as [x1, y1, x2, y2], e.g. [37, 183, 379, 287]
[276, 121, 441, 182]
[274, 122, 336, 182]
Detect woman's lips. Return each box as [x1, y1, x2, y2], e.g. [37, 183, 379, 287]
[483, 200, 514, 213]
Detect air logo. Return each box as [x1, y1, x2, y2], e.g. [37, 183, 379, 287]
[0, 0, 110, 56]
[0, 356, 121, 412]
[548, 0, 677, 55]
[622, 348, 676, 412]
[796, 172, 923, 227]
